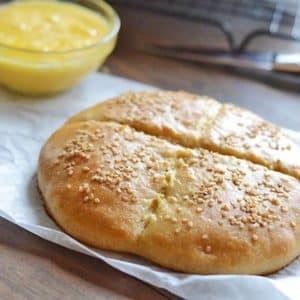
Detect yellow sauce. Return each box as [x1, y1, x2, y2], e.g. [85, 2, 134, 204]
[0, 0, 119, 95]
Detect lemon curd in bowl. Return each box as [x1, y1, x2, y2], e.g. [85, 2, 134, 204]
[0, 0, 120, 95]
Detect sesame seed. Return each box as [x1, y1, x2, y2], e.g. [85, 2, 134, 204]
[271, 198, 280, 205]
[252, 234, 258, 242]
[187, 199, 194, 206]
[66, 184, 72, 189]
[196, 207, 203, 213]
[183, 195, 189, 201]
[169, 196, 178, 203]
[205, 245, 212, 253]
[221, 203, 230, 211]
[202, 234, 208, 240]
[176, 207, 182, 213]
[171, 217, 177, 223]
[280, 206, 288, 213]
[94, 198, 100, 203]
[290, 221, 296, 228]
[216, 177, 223, 184]
[187, 221, 193, 228]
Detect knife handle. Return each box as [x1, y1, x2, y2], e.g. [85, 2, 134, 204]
[273, 54, 300, 73]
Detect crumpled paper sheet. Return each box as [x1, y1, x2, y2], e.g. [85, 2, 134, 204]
[1, 72, 300, 300]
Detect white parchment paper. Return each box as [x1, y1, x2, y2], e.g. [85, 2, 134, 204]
[1, 72, 300, 300]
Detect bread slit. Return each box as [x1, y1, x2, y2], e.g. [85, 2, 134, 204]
[67, 91, 300, 180]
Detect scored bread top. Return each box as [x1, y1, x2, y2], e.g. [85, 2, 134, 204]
[68, 91, 300, 180]
[38, 91, 300, 275]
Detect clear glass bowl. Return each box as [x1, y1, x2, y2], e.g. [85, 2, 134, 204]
[0, 0, 120, 95]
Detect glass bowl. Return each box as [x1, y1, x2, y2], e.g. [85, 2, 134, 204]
[0, 0, 120, 95]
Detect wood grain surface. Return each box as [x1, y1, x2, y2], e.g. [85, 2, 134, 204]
[1, 5, 300, 300]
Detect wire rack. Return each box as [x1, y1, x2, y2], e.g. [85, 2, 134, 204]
[108, 0, 300, 52]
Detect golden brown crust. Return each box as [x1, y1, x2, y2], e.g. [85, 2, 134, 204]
[68, 91, 300, 180]
[38, 115, 300, 274]
[67, 91, 222, 148]
[204, 104, 300, 180]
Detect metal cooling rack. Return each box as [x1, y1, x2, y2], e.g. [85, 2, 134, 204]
[108, 0, 300, 52]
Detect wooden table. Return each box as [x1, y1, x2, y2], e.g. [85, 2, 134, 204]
[1, 5, 300, 300]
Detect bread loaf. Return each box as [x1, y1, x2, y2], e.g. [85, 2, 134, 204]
[38, 91, 300, 274]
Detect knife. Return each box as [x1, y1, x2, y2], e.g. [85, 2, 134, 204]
[143, 44, 300, 89]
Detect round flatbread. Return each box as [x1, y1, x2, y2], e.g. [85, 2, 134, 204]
[38, 91, 300, 274]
